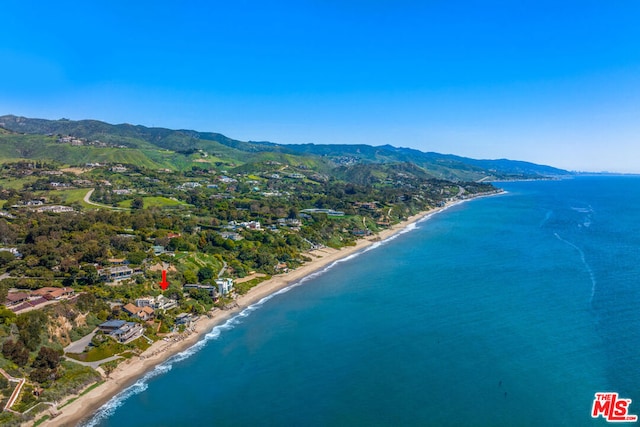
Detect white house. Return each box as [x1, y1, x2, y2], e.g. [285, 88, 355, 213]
[215, 278, 234, 296]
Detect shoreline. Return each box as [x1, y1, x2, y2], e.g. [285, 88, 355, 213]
[46, 193, 500, 426]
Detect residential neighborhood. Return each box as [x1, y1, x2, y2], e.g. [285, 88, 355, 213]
[0, 118, 500, 424]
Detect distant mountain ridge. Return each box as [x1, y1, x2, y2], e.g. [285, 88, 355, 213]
[0, 114, 570, 182]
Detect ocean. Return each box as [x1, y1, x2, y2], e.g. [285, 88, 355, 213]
[85, 175, 640, 426]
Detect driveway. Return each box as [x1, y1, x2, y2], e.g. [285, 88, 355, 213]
[64, 328, 98, 354]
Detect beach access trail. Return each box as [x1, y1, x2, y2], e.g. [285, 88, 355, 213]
[46, 194, 501, 427]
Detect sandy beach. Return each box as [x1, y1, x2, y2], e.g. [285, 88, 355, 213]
[45, 198, 488, 426]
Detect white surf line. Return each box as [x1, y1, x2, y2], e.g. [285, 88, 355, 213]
[554, 232, 597, 304]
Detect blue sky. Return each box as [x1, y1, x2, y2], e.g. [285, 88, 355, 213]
[2, 1, 639, 172]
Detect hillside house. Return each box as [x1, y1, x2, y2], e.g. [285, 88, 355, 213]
[99, 265, 134, 281]
[218, 231, 243, 241]
[123, 303, 154, 321]
[183, 283, 217, 297]
[36, 205, 74, 213]
[4, 292, 29, 307]
[0, 247, 22, 258]
[135, 295, 177, 311]
[152, 246, 166, 256]
[31, 287, 75, 300]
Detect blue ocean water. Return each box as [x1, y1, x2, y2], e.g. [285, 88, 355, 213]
[85, 176, 640, 426]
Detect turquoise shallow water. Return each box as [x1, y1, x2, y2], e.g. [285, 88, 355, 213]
[86, 176, 640, 426]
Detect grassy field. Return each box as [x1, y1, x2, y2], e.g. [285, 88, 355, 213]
[176, 252, 224, 278]
[234, 275, 271, 295]
[56, 188, 94, 207]
[0, 174, 38, 190]
[66, 336, 151, 362]
[119, 196, 190, 209]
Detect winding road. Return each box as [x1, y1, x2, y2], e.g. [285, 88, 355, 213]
[83, 189, 129, 210]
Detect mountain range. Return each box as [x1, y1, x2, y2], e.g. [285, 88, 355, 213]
[0, 114, 570, 183]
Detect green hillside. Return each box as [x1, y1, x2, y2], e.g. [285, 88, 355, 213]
[0, 114, 571, 182]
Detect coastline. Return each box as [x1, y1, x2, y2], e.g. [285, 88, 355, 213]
[46, 193, 499, 426]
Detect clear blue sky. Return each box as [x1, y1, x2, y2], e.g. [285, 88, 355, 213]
[2, 1, 639, 172]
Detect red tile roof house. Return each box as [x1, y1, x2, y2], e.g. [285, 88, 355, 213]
[122, 303, 155, 321]
[4, 292, 29, 306]
[32, 287, 75, 300]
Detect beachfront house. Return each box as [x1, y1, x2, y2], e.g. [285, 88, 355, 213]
[183, 283, 217, 297]
[98, 320, 127, 333]
[98, 320, 143, 343]
[215, 278, 234, 296]
[175, 313, 194, 327]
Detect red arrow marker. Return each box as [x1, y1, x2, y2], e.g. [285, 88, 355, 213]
[159, 269, 169, 290]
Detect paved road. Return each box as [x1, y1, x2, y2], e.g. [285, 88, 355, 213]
[83, 188, 129, 210]
[65, 355, 123, 370]
[64, 328, 98, 354]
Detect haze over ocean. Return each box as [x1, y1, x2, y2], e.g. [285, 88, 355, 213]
[86, 176, 639, 426]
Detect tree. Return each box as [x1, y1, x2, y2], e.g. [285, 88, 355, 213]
[0, 218, 16, 245]
[0, 251, 15, 267]
[131, 197, 144, 210]
[0, 306, 16, 325]
[2, 339, 29, 366]
[32, 346, 61, 370]
[163, 284, 183, 301]
[127, 251, 147, 265]
[197, 266, 214, 282]
[287, 206, 299, 219]
[0, 375, 8, 390]
[81, 264, 100, 285]
[189, 288, 213, 306]
[183, 270, 198, 284]
[16, 310, 47, 351]
[76, 292, 97, 312]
